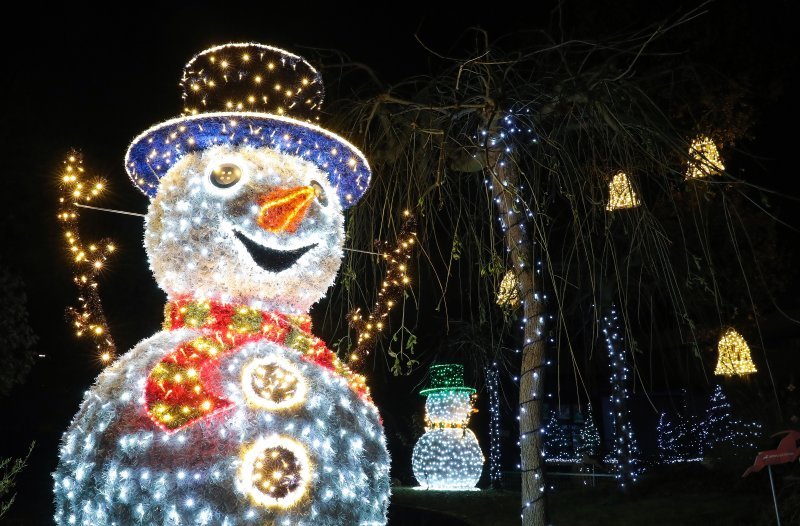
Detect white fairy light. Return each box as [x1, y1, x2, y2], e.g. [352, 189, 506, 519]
[602, 308, 643, 486]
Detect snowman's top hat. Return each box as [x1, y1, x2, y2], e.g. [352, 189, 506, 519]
[419, 364, 476, 397]
[125, 43, 370, 208]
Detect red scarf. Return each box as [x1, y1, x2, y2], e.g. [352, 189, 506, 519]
[145, 298, 370, 432]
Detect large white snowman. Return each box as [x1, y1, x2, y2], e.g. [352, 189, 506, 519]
[53, 43, 390, 525]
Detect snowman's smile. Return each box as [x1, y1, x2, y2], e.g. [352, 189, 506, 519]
[233, 229, 317, 273]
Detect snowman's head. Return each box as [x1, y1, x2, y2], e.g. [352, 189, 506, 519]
[145, 144, 344, 313]
[125, 43, 373, 313]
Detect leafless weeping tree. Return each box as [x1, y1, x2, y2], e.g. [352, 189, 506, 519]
[317, 4, 787, 524]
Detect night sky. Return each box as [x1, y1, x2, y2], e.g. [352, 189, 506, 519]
[1, 2, 797, 523]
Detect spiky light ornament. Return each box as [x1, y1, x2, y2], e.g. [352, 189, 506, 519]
[53, 43, 389, 526]
[412, 364, 484, 490]
[605, 171, 640, 211]
[714, 327, 757, 376]
[686, 135, 725, 179]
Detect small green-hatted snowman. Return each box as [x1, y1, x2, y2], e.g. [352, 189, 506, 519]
[412, 364, 485, 489]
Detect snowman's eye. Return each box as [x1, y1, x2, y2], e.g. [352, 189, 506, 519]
[310, 180, 328, 207]
[210, 163, 243, 188]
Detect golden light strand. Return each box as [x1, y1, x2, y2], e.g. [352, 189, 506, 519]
[606, 171, 641, 211]
[58, 152, 117, 363]
[686, 135, 725, 179]
[348, 211, 416, 366]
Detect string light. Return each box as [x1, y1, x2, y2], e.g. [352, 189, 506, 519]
[57, 152, 117, 363]
[657, 411, 704, 464]
[577, 404, 600, 458]
[413, 364, 484, 490]
[486, 364, 502, 487]
[602, 307, 643, 487]
[605, 171, 640, 211]
[686, 135, 725, 179]
[658, 386, 762, 465]
[348, 211, 416, 365]
[543, 411, 578, 463]
[576, 404, 601, 484]
[54, 42, 390, 526]
[714, 327, 757, 376]
[704, 385, 761, 453]
[496, 270, 521, 308]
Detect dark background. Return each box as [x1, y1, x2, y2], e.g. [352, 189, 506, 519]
[1, 1, 797, 523]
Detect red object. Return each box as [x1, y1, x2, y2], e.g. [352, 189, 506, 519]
[145, 298, 371, 433]
[742, 430, 800, 477]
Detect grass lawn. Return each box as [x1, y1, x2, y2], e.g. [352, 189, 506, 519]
[392, 463, 778, 525]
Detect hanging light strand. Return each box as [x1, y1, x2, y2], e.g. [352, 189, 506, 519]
[57, 152, 117, 364]
[348, 211, 417, 366]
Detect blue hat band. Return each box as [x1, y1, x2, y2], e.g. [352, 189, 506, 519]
[125, 112, 370, 208]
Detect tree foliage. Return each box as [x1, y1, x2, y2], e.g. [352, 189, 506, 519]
[312, 3, 792, 522]
[0, 266, 38, 397]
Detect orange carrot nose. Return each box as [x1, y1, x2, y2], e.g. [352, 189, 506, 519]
[256, 186, 316, 233]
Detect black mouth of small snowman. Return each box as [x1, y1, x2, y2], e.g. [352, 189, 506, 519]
[233, 230, 317, 273]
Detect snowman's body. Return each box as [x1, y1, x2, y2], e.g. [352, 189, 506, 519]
[55, 330, 388, 525]
[54, 45, 391, 525]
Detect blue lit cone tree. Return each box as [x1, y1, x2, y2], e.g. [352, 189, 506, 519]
[412, 364, 485, 489]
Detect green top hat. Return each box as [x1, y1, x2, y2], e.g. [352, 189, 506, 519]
[420, 364, 476, 396]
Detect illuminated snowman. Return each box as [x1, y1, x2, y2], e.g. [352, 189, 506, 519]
[53, 43, 389, 525]
[412, 364, 484, 490]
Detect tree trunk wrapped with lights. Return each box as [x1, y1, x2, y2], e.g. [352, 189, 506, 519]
[487, 149, 547, 524]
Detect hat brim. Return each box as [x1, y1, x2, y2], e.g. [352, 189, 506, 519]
[419, 386, 476, 396]
[125, 112, 370, 208]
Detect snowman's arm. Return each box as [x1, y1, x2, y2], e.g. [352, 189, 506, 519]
[58, 151, 118, 364]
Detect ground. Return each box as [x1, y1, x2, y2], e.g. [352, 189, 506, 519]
[391, 462, 795, 525]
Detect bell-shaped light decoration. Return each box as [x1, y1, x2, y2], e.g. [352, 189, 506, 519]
[606, 171, 641, 211]
[686, 135, 725, 179]
[496, 270, 520, 308]
[714, 328, 757, 376]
